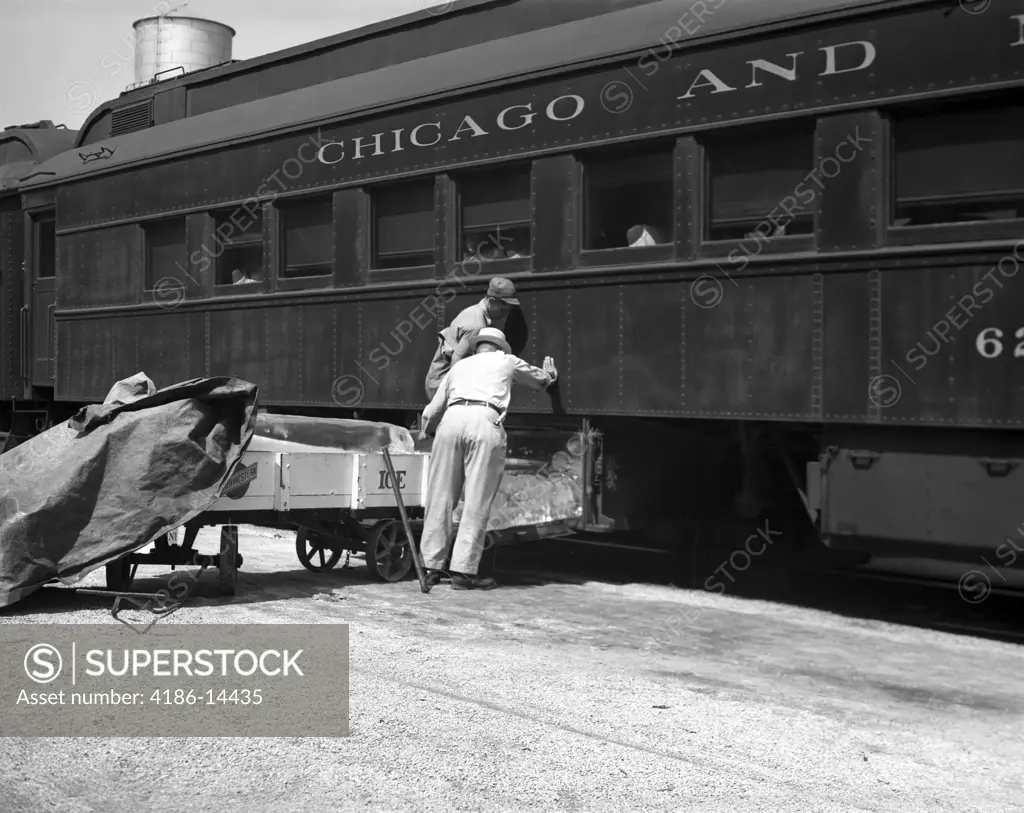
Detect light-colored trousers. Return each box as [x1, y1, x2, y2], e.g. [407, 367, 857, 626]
[420, 405, 506, 575]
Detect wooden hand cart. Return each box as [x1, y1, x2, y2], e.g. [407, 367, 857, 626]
[104, 437, 584, 596]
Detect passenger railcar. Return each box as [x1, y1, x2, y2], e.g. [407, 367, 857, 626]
[0, 121, 78, 448]
[7, 0, 1024, 586]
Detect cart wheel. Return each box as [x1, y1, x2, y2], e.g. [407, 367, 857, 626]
[296, 530, 343, 572]
[105, 556, 133, 592]
[366, 519, 414, 583]
[219, 526, 238, 596]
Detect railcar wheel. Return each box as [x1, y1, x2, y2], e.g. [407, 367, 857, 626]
[219, 526, 239, 596]
[366, 519, 414, 583]
[296, 530, 343, 572]
[105, 556, 133, 592]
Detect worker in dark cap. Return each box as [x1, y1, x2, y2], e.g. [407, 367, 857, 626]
[424, 277, 522, 401]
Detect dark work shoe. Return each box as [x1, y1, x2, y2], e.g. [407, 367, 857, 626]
[424, 569, 446, 588]
[451, 572, 497, 590]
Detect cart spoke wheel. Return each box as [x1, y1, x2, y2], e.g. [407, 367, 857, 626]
[366, 519, 414, 583]
[296, 530, 342, 573]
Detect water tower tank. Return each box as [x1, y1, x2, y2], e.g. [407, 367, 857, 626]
[132, 15, 235, 85]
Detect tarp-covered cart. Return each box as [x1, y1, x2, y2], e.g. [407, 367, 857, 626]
[106, 414, 591, 596]
[0, 373, 597, 608]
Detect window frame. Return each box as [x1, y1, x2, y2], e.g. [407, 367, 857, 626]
[697, 122, 817, 258]
[32, 213, 57, 280]
[453, 162, 534, 276]
[142, 216, 188, 294]
[578, 142, 677, 266]
[211, 206, 268, 296]
[884, 100, 1024, 247]
[369, 178, 437, 280]
[277, 195, 335, 291]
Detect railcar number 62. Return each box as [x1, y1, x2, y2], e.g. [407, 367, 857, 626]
[975, 327, 1024, 359]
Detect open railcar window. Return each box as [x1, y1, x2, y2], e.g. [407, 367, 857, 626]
[372, 180, 434, 271]
[582, 144, 674, 250]
[281, 197, 333, 279]
[704, 124, 815, 242]
[214, 208, 264, 286]
[891, 99, 1024, 227]
[458, 164, 531, 261]
[144, 218, 186, 291]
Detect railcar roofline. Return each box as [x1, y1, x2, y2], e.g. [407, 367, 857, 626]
[28, 0, 919, 189]
[0, 125, 78, 191]
[81, 1, 503, 114]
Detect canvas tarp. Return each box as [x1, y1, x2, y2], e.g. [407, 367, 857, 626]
[0, 373, 258, 609]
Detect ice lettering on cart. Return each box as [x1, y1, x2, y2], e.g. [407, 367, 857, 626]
[377, 469, 406, 490]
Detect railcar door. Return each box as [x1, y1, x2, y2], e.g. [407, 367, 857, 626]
[27, 212, 56, 388]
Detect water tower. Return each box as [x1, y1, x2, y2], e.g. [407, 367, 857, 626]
[131, 8, 235, 86]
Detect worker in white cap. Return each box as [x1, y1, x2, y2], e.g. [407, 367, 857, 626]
[419, 327, 557, 590]
[424, 277, 522, 402]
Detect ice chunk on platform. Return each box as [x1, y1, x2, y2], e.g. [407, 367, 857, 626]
[482, 468, 583, 531]
[253, 412, 414, 454]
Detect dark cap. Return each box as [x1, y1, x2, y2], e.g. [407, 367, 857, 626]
[486, 277, 520, 306]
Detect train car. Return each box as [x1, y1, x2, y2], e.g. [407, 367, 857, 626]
[0, 121, 78, 449]
[12, 0, 1024, 586]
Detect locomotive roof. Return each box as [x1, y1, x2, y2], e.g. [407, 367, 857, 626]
[24, 0, 919, 189]
[1, 124, 78, 190]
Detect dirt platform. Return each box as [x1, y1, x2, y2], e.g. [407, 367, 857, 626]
[1, 526, 1022, 812]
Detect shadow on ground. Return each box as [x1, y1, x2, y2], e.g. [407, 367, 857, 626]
[5, 525, 1022, 647]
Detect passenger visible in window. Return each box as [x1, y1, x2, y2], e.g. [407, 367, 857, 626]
[502, 236, 524, 259]
[626, 224, 666, 247]
[231, 269, 264, 285]
[463, 233, 525, 261]
[463, 236, 492, 262]
[740, 223, 788, 241]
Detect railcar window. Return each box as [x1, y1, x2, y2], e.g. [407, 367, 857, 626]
[704, 126, 815, 242]
[582, 146, 674, 250]
[144, 218, 186, 290]
[34, 216, 56, 279]
[214, 209, 264, 286]
[372, 180, 435, 270]
[892, 101, 1024, 227]
[458, 165, 532, 261]
[281, 197, 333, 279]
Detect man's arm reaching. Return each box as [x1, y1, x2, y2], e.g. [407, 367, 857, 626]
[511, 356, 557, 391]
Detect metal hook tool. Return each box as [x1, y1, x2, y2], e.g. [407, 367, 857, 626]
[382, 447, 430, 593]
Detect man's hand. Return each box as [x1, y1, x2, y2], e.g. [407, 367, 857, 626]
[543, 356, 558, 383]
[414, 413, 430, 441]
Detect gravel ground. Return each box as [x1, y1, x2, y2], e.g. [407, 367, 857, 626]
[2, 526, 1023, 812]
